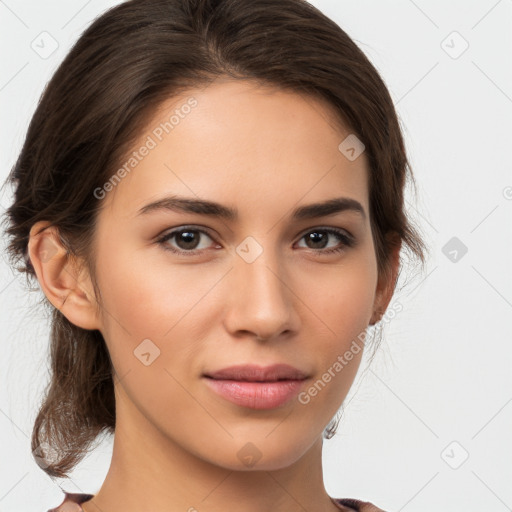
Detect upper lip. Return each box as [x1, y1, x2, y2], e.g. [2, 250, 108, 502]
[203, 364, 308, 382]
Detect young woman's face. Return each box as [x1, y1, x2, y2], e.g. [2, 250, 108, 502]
[90, 78, 387, 470]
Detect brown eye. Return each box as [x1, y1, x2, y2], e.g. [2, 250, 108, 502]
[172, 230, 202, 250]
[296, 228, 355, 254]
[157, 227, 218, 255]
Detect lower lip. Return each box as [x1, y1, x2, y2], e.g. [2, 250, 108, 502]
[203, 378, 305, 409]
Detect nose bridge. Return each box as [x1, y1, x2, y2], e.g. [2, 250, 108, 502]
[225, 237, 298, 338]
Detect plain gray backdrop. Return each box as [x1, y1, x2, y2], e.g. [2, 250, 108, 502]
[1, 0, 511, 510]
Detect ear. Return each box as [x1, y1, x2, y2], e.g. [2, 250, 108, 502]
[369, 232, 402, 326]
[27, 221, 102, 331]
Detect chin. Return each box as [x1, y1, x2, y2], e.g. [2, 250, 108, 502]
[200, 430, 317, 472]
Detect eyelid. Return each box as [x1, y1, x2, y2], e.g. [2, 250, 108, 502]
[296, 225, 353, 240]
[156, 224, 215, 239]
[157, 224, 353, 240]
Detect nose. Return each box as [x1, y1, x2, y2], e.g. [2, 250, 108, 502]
[223, 247, 300, 342]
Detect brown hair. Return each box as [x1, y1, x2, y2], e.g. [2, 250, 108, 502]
[2, 0, 426, 478]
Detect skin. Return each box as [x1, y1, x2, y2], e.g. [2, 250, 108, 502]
[28, 78, 400, 512]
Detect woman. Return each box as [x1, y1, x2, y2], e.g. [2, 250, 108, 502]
[3, 0, 426, 510]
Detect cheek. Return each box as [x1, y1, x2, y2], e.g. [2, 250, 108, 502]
[299, 255, 377, 390]
[300, 253, 378, 337]
[96, 236, 198, 326]
[93, 249, 213, 422]
[94, 239, 226, 371]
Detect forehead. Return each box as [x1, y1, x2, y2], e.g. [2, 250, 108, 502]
[99, 78, 369, 221]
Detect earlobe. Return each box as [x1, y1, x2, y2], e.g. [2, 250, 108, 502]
[27, 221, 102, 331]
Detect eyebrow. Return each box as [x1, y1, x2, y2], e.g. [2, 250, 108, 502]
[137, 195, 366, 221]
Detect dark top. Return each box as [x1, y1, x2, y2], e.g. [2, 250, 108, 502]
[47, 491, 386, 511]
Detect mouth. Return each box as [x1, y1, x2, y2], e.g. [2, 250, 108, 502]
[203, 363, 308, 382]
[202, 364, 309, 409]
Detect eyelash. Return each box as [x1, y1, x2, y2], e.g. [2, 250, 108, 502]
[155, 225, 355, 257]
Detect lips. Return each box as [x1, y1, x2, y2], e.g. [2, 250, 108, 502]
[203, 364, 308, 382]
[202, 364, 310, 409]
[203, 364, 309, 409]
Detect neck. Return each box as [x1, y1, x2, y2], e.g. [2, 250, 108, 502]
[82, 388, 341, 512]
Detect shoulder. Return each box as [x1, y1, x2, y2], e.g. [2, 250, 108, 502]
[47, 492, 385, 512]
[47, 492, 94, 512]
[333, 497, 388, 512]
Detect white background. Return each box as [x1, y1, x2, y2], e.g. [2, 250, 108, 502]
[1, 1, 511, 511]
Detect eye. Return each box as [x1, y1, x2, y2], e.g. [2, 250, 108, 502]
[156, 225, 355, 257]
[295, 227, 355, 254]
[156, 226, 219, 255]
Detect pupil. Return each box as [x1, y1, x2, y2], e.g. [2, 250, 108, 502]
[178, 231, 198, 249]
[308, 232, 327, 248]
